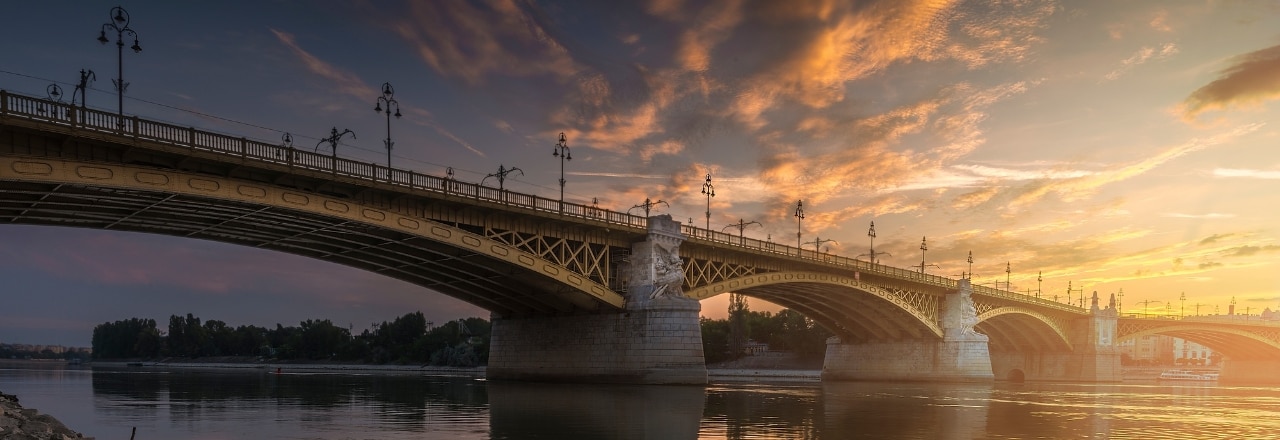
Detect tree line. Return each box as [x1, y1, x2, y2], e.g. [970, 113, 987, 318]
[93, 307, 832, 367]
[700, 308, 832, 364]
[91, 312, 490, 366]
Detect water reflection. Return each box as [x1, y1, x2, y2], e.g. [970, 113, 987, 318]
[488, 381, 705, 439]
[91, 367, 491, 438]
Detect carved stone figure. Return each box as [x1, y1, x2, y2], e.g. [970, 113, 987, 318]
[649, 243, 685, 299]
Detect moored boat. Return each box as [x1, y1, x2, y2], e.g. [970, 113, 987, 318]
[1157, 369, 1218, 382]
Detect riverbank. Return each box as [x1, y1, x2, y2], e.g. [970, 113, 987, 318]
[0, 391, 91, 439]
[90, 359, 486, 377]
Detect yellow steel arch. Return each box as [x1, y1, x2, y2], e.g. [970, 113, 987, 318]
[1118, 323, 1280, 354]
[976, 307, 1072, 350]
[686, 271, 943, 338]
[0, 157, 625, 308]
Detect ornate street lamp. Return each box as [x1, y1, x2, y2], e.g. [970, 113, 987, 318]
[628, 198, 669, 217]
[858, 221, 891, 264]
[1037, 271, 1043, 299]
[38, 84, 64, 116]
[373, 82, 401, 175]
[1180, 292, 1186, 318]
[97, 6, 141, 127]
[71, 69, 96, 108]
[966, 251, 973, 279]
[918, 237, 928, 273]
[794, 200, 804, 252]
[552, 132, 571, 209]
[805, 236, 837, 254]
[315, 127, 356, 157]
[482, 165, 524, 191]
[723, 219, 761, 246]
[701, 173, 715, 230]
[1005, 262, 1011, 291]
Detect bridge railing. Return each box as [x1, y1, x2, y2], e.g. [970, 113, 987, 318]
[0, 90, 651, 232]
[0, 90, 1087, 312]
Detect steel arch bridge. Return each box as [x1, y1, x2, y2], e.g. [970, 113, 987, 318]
[0, 90, 1087, 351]
[1117, 317, 1280, 361]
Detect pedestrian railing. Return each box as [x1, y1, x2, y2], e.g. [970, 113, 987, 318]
[0, 89, 1085, 312]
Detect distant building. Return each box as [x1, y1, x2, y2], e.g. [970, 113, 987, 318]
[1173, 338, 1214, 366]
[1118, 335, 1213, 366]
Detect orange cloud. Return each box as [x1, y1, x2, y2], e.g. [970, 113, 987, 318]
[391, 1, 579, 84]
[1181, 45, 1280, 121]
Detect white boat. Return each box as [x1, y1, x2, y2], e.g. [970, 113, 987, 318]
[1157, 369, 1219, 382]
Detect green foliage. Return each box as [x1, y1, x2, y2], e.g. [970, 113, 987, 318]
[700, 308, 832, 364]
[91, 312, 490, 365]
[91, 317, 159, 359]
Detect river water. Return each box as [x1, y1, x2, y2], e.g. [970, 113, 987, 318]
[3, 361, 1279, 439]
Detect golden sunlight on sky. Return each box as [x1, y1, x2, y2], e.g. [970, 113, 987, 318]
[3, 0, 1280, 343]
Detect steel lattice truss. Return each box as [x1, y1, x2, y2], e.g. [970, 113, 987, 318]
[880, 285, 940, 324]
[682, 257, 760, 289]
[486, 227, 613, 286]
[1116, 318, 1280, 360]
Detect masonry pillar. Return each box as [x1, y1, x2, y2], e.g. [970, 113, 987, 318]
[486, 215, 707, 384]
[822, 279, 993, 382]
[989, 292, 1122, 382]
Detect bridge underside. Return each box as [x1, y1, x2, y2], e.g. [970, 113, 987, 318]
[729, 283, 940, 343]
[0, 179, 607, 317]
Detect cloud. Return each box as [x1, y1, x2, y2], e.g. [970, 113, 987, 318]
[1181, 44, 1280, 121]
[1199, 233, 1236, 245]
[1104, 43, 1178, 81]
[1004, 123, 1263, 210]
[390, 1, 579, 84]
[1214, 168, 1280, 179]
[1162, 213, 1237, 219]
[270, 29, 377, 99]
[1223, 245, 1280, 257]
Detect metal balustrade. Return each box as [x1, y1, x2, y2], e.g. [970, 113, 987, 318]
[0, 90, 1085, 312]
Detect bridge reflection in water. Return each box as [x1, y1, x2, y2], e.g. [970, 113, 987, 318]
[45, 366, 1280, 439]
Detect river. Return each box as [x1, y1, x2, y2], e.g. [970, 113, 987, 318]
[3, 361, 1279, 439]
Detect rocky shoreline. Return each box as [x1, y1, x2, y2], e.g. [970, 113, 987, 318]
[0, 391, 91, 440]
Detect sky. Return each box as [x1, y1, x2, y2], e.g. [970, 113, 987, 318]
[3, 0, 1280, 347]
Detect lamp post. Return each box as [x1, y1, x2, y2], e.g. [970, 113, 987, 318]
[97, 6, 141, 127]
[373, 82, 401, 176]
[794, 200, 804, 252]
[1036, 271, 1042, 299]
[1005, 262, 1011, 292]
[966, 251, 973, 279]
[805, 236, 837, 254]
[39, 84, 63, 116]
[723, 219, 761, 246]
[552, 132, 571, 209]
[701, 173, 715, 231]
[482, 165, 523, 191]
[71, 69, 96, 108]
[1180, 292, 1186, 318]
[628, 198, 669, 217]
[918, 236, 928, 274]
[315, 127, 356, 158]
[857, 221, 891, 264]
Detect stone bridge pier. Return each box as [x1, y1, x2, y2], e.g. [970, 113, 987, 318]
[822, 279, 994, 382]
[486, 215, 708, 384]
[988, 292, 1121, 383]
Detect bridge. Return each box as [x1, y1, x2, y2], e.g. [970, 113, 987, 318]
[3, 90, 1278, 384]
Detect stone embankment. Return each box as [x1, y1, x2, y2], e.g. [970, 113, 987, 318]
[0, 392, 91, 440]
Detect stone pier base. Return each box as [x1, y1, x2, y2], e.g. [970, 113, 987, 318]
[822, 337, 994, 382]
[486, 296, 707, 384]
[989, 350, 1121, 382]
